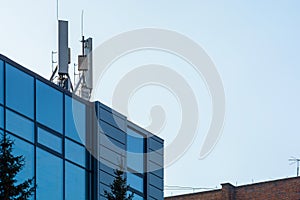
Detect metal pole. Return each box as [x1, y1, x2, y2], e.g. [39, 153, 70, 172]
[297, 160, 299, 176]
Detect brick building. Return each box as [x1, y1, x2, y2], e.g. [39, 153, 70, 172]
[165, 177, 300, 200]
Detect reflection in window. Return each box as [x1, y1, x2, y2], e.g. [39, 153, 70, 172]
[65, 95, 86, 143]
[6, 109, 34, 142]
[65, 139, 86, 167]
[127, 129, 144, 173]
[38, 128, 62, 153]
[0, 60, 3, 104]
[6, 64, 34, 119]
[65, 161, 86, 200]
[127, 173, 144, 193]
[133, 194, 144, 200]
[8, 134, 34, 187]
[126, 192, 144, 200]
[0, 106, 3, 129]
[36, 148, 63, 200]
[36, 80, 63, 133]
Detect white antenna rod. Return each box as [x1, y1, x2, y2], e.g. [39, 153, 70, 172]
[57, 0, 59, 20]
[81, 10, 84, 37]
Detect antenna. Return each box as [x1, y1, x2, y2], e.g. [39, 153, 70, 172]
[58, 20, 69, 75]
[56, 0, 59, 20]
[49, 20, 72, 91]
[289, 157, 300, 176]
[75, 10, 93, 100]
[81, 10, 85, 56]
[81, 10, 84, 38]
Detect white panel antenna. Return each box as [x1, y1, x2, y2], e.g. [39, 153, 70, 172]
[58, 20, 69, 75]
[49, 20, 73, 92]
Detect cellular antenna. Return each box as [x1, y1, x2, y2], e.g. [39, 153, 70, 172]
[49, 20, 73, 91]
[75, 10, 93, 100]
[289, 157, 300, 176]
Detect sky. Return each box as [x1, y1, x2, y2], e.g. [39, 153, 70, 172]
[1, 0, 300, 197]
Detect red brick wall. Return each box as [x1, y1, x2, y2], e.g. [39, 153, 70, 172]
[235, 177, 300, 200]
[165, 177, 300, 200]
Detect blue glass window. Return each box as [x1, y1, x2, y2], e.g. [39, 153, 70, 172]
[65, 95, 86, 143]
[36, 80, 63, 133]
[0, 106, 3, 129]
[65, 161, 86, 200]
[65, 139, 86, 167]
[36, 148, 63, 200]
[38, 127, 62, 153]
[6, 64, 34, 119]
[126, 191, 143, 200]
[0, 60, 3, 104]
[9, 134, 34, 189]
[127, 129, 144, 173]
[127, 173, 144, 193]
[6, 109, 34, 142]
[132, 194, 143, 200]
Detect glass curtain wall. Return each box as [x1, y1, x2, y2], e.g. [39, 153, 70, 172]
[0, 59, 90, 200]
[127, 128, 145, 199]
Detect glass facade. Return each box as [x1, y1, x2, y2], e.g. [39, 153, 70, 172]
[127, 128, 145, 199]
[127, 128, 145, 173]
[6, 109, 34, 142]
[36, 80, 63, 133]
[0, 106, 3, 129]
[0, 60, 4, 104]
[0, 55, 164, 200]
[6, 64, 34, 119]
[9, 134, 34, 188]
[65, 161, 86, 200]
[65, 95, 86, 143]
[127, 172, 144, 193]
[36, 148, 63, 200]
[37, 127, 62, 153]
[0, 58, 90, 200]
[65, 138, 86, 167]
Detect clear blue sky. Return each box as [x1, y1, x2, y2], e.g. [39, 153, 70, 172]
[1, 0, 300, 197]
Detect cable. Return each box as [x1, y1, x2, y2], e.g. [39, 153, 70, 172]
[164, 185, 215, 191]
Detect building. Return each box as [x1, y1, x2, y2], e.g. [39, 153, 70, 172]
[0, 54, 164, 200]
[165, 176, 300, 200]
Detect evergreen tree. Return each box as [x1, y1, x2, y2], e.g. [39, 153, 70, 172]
[0, 133, 35, 200]
[104, 168, 134, 200]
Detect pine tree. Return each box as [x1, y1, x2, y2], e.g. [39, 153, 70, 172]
[0, 133, 35, 200]
[104, 168, 134, 200]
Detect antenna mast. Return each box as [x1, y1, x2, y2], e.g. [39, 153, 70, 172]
[289, 157, 300, 176]
[75, 10, 93, 100]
